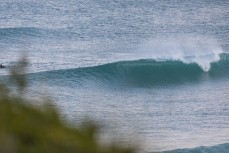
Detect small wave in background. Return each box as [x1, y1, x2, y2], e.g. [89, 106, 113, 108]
[157, 143, 229, 153]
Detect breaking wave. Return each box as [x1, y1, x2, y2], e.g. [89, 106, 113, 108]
[29, 53, 229, 87]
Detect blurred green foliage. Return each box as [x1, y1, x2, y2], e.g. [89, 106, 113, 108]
[0, 58, 137, 153]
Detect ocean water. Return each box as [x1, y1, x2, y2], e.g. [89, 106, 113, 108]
[0, 0, 229, 152]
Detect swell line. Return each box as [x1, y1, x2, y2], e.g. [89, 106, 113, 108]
[0, 27, 78, 40]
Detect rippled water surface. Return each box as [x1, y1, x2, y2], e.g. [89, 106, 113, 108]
[0, 0, 229, 152]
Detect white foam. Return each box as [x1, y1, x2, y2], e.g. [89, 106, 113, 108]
[135, 36, 223, 71]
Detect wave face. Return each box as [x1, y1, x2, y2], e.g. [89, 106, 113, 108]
[30, 53, 229, 87]
[157, 143, 229, 153]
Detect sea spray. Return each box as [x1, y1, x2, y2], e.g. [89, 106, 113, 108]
[135, 37, 223, 71]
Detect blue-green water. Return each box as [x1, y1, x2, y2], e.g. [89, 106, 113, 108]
[0, 0, 229, 152]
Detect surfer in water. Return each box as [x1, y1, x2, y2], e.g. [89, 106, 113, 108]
[0, 64, 6, 68]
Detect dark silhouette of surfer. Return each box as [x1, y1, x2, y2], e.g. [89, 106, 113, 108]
[0, 64, 6, 68]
